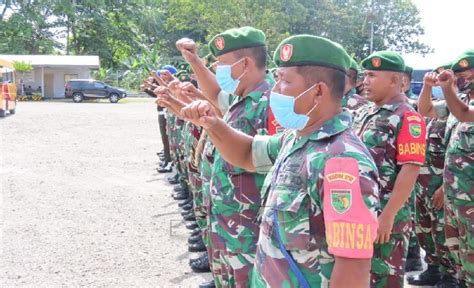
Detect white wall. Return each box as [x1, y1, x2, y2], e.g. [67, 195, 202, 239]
[26, 67, 92, 98]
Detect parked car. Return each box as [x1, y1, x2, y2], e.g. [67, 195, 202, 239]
[65, 79, 127, 103]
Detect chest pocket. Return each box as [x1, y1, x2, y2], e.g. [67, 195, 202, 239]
[362, 118, 393, 166]
[269, 161, 312, 251]
[456, 123, 474, 153]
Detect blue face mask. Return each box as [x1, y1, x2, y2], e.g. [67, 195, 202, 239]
[215, 59, 246, 94]
[269, 84, 319, 130]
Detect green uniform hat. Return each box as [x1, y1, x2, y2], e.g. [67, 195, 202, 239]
[273, 35, 351, 72]
[451, 49, 474, 72]
[433, 62, 452, 73]
[208, 26, 266, 57]
[404, 65, 413, 77]
[361, 51, 406, 72]
[349, 58, 359, 73]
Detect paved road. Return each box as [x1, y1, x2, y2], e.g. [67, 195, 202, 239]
[1, 99, 211, 287]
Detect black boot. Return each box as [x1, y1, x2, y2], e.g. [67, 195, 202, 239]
[189, 236, 206, 252]
[190, 252, 211, 273]
[190, 228, 201, 236]
[435, 274, 460, 288]
[407, 264, 442, 286]
[199, 280, 216, 288]
[180, 203, 193, 211]
[185, 221, 198, 230]
[167, 173, 179, 184]
[188, 233, 202, 244]
[172, 190, 189, 200]
[157, 162, 172, 173]
[189, 251, 207, 265]
[178, 198, 192, 207]
[405, 244, 423, 272]
[173, 183, 188, 193]
[183, 212, 196, 222]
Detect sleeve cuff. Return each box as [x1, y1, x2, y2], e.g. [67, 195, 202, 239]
[217, 90, 230, 115]
[252, 135, 273, 174]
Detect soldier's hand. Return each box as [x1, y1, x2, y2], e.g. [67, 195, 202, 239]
[433, 187, 444, 210]
[179, 82, 201, 100]
[423, 72, 438, 87]
[436, 70, 456, 89]
[168, 79, 182, 96]
[181, 100, 218, 129]
[176, 38, 199, 63]
[376, 213, 394, 244]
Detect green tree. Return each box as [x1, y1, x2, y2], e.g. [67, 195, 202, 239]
[12, 60, 33, 95]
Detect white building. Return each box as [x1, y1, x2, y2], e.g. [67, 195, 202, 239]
[0, 55, 100, 98]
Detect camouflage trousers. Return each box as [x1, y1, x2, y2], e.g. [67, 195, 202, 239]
[408, 191, 419, 250]
[371, 231, 409, 288]
[444, 150, 474, 285]
[208, 212, 255, 288]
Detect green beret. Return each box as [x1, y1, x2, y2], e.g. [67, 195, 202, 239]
[361, 51, 406, 72]
[273, 35, 351, 72]
[433, 62, 452, 73]
[404, 65, 413, 77]
[208, 26, 266, 57]
[451, 49, 474, 72]
[349, 58, 359, 73]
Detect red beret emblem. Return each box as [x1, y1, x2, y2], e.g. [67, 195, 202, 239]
[215, 36, 225, 50]
[460, 59, 469, 68]
[372, 57, 381, 68]
[280, 44, 293, 62]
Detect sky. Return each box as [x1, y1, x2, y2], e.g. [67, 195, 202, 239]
[403, 0, 474, 68]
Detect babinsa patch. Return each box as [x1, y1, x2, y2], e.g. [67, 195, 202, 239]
[331, 189, 352, 214]
[409, 123, 422, 138]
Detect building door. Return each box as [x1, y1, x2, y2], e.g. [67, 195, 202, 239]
[44, 73, 54, 97]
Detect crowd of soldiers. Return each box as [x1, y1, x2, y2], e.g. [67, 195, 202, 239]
[140, 26, 474, 288]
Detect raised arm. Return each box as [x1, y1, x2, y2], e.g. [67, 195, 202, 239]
[417, 72, 438, 118]
[438, 70, 474, 122]
[176, 38, 221, 107]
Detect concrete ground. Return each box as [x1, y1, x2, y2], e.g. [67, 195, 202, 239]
[0, 98, 430, 287]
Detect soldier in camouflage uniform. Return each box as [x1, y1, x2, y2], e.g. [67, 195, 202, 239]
[408, 63, 459, 287]
[342, 58, 368, 117]
[436, 50, 474, 287]
[177, 27, 277, 287]
[181, 34, 381, 288]
[353, 51, 427, 288]
[402, 65, 424, 273]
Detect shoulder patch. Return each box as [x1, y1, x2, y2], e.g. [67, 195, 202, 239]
[396, 111, 427, 164]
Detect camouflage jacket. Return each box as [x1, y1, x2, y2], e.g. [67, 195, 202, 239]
[352, 93, 427, 233]
[251, 111, 380, 287]
[209, 78, 274, 253]
[417, 117, 448, 195]
[443, 95, 474, 201]
[342, 92, 368, 118]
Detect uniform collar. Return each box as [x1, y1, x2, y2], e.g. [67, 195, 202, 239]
[370, 93, 406, 113]
[307, 111, 352, 141]
[244, 77, 273, 102]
